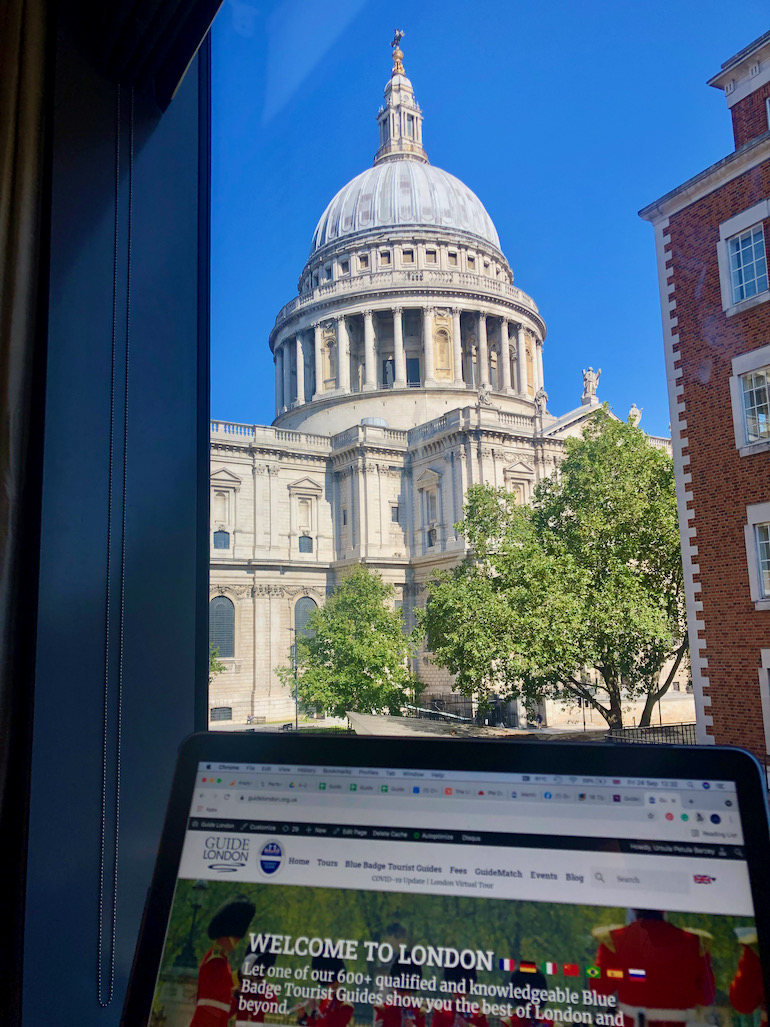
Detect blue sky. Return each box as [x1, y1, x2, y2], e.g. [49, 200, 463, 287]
[211, 1, 769, 438]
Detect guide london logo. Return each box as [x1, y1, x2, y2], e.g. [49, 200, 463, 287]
[259, 839, 284, 877]
[203, 835, 250, 873]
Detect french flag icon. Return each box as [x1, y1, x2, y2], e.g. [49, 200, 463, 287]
[499, 958, 516, 972]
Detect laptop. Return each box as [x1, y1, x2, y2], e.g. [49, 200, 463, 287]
[122, 733, 770, 1027]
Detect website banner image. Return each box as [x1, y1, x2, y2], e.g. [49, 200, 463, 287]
[150, 881, 758, 1027]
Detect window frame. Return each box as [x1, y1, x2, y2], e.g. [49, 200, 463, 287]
[744, 501, 770, 610]
[717, 201, 770, 315]
[729, 342, 770, 455]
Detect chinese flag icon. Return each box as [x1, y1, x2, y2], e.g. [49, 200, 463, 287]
[562, 964, 580, 977]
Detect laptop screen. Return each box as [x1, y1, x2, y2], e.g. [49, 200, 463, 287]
[149, 759, 756, 1027]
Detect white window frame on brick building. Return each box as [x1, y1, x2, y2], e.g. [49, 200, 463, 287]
[717, 200, 770, 316]
[729, 342, 770, 455]
[744, 501, 770, 610]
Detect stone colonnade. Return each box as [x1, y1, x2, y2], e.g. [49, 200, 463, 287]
[274, 306, 544, 416]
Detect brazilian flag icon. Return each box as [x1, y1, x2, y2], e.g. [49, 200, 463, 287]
[586, 967, 601, 979]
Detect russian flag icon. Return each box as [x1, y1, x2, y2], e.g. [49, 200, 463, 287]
[499, 958, 516, 972]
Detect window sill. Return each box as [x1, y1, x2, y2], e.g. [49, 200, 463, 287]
[725, 290, 770, 317]
[739, 439, 770, 457]
[754, 599, 770, 611]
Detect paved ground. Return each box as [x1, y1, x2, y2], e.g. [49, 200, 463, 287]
[345, 712, 608, 741]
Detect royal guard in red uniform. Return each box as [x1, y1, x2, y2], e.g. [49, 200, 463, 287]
[500, 970, 552, 1027]
[432, 965, 488, 1027]
[298, 957, 354, 1027]
[235, 950, 278, 1026]
[190, 898, 255, 1027]
[375, 960, 427, 1027]
[591, 909, 715, 1027]
[729, 930, 766, 1026]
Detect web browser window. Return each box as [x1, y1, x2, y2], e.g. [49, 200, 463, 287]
[151, 762, 754, 1026]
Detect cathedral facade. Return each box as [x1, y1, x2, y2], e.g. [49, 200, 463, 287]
[208, 39, 627, 723]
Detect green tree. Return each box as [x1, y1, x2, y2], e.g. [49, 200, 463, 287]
[280, 565, 420, 718]
[422, 408, 687, 729]
[209, 645, 225, 683]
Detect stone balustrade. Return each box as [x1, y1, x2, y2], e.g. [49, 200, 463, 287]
[272, 268, 538, 327]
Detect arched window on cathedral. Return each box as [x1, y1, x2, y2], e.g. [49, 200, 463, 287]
[298, 535, 313, 553]
[213, 491, 227, 523]
[295, 597, 318, 638]
[435, 329, 451, 379]
[298, 498, 311, 531]
[209, 596, 235, 658]
[213, 529, 230, 549]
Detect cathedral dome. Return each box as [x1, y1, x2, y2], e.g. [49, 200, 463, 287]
[310, 160, 501, 255]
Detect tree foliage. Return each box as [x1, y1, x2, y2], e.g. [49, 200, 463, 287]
[422, 409, 687, 729]
[209, 645, 225, 683]
[280, 565, 420, 718]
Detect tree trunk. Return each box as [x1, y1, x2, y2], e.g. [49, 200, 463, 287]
[606, 683, 623, 729]
[638, 642, 688, 727]
[639, 688, 659, 728]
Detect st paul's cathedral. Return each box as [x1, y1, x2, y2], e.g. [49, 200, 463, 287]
[207, 36, 668, 723]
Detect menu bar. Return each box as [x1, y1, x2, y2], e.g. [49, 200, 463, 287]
[198, 762, 736, 791]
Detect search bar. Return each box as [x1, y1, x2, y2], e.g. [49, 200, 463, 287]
[590, 867, 690, 894]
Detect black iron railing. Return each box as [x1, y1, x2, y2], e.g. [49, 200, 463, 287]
[406, 694, 520, 728]
[604, 723, 698, 745]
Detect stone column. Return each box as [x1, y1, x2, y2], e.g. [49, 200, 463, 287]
[478, 312, 489, 386]
[536, 339, 545, 394]
[313, 322, 323, 399]
[282, 338, 293, 409]
[500, 318, 512, 391]
[516, 324, 527, 396]
[393, 307, 406, 388]
[336, 315, 350, 393]
[363, 309, 376, 390]
[295, 331, 305, 404]
[452, 308, 463, 385]
[275, 348, 284, 415]
[423, 306, 435, 385]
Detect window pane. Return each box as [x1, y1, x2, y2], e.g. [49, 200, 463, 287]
[209, 596, 234, 658]
[742, 367, 770, 443]
[295, 596, 318, 636]
[730, 225, 768, 303]
[213, 529, 230, 549]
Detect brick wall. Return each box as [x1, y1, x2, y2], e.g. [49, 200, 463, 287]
[667, 160, 770, 751]
[731, 84, 770, 149]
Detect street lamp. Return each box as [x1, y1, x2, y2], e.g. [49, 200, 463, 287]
[174, 879, 208, 968]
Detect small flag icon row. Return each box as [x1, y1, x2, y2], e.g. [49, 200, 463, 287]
[497, 960, 645, 981]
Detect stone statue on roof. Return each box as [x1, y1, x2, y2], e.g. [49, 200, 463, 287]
[581, 366, 601, 405]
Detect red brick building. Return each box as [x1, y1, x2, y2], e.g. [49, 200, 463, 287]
[640, 31, 770, 752]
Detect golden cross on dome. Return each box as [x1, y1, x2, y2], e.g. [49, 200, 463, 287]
[391, 29, 405, 75]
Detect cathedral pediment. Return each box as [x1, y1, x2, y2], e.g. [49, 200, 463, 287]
[415, 468, 441, 488]
[504, 460, 534, 476]
[211, 467, 242, 487]
[287, 476, 323, 494]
